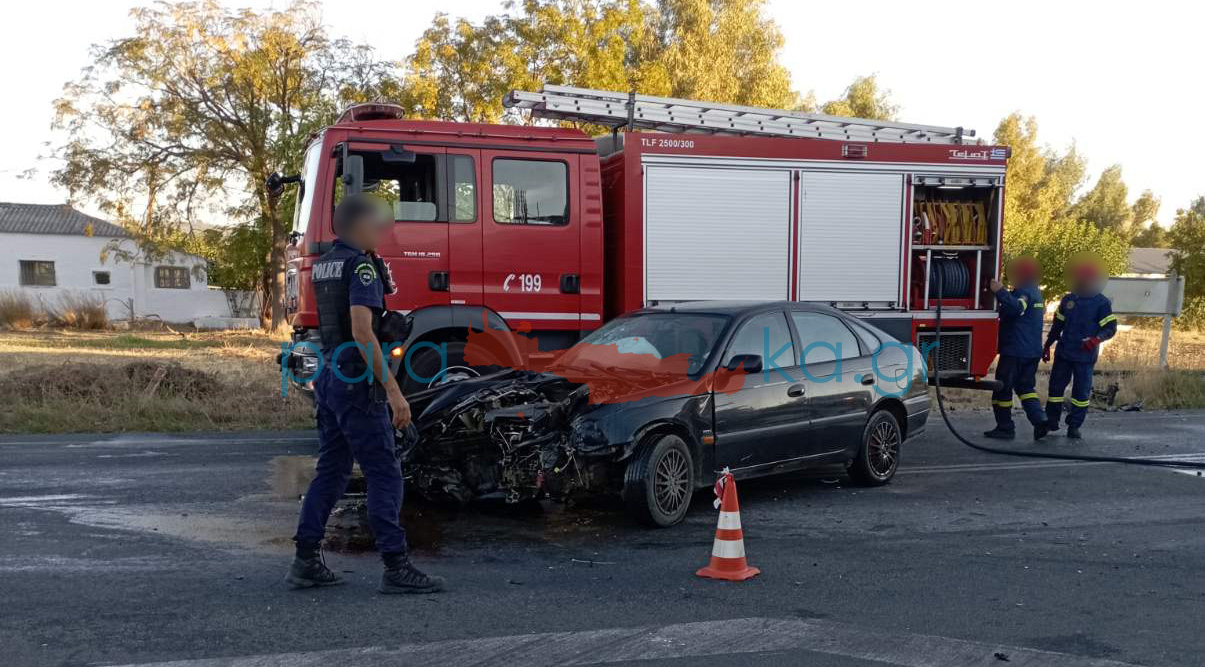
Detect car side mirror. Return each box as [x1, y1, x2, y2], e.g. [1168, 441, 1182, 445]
[726, 354, 762, 374]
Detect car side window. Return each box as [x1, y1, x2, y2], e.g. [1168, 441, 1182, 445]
[845, 318, 884, 354]
[723, 312, 796, 368]
[791, 312, 862, 364]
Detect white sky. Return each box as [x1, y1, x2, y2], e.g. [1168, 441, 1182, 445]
[1, 0, 1200, 224]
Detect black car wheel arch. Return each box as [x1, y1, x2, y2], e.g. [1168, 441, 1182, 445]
[848, 409, 902, 486]
[623, 433, 696, 527]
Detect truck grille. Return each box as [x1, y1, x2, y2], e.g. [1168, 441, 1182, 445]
[916, 331, 971, 375]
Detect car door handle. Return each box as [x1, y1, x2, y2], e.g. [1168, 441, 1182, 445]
[860, 374, 875, 385]
[787, 384, 805, 398]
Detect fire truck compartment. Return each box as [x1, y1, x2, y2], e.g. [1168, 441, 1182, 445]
[644, 166, 792, 301]
[798, 171, 903, 304]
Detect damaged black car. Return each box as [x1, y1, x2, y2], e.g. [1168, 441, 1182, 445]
[402, 302, 930, 527]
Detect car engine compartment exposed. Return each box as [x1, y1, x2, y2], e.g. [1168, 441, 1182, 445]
[401, 373, 620, 505]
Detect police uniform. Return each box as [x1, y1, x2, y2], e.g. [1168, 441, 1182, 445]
[293, 239, 408, 557]
[1044, 292, 1118, 429]
[990, 282, 1046, 433]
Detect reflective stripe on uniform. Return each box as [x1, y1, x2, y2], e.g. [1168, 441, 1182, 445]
[1055, 311, 1066, 321]
[1048, 396, 1065, 403]
[711, 538, 746, 559]
[1019, 297, 1028, 314]
[1018, 392, 1039, 401]
[1099, 314, 1117, 326]
[1070, 397, 1091, 408]
[716, 511, 742, 531]
[993, 400, 1014, 408]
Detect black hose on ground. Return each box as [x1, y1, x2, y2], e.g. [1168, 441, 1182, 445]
[931, 274, 1205, 470]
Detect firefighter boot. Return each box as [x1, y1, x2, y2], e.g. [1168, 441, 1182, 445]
[380, 552, 445, 594]
[286, 544, 343, 589]
[1067, 426, 1082, 440]
[983, 428, 1016, 440]
[1033, 422, 1050, 441]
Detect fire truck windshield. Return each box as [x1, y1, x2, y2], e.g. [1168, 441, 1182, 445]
[292, 138, 324, 238]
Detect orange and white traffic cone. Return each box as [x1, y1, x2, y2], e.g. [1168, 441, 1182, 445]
[696, 469, 760, 581]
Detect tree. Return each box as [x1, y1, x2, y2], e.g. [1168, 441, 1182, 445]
[1169, 196, 1205, 300]
[991, 113, 1132, 296]
[993, 114, 1086, 230]
[52, 1, 397, 330]
[401, 0, 799, 125]
[1130, 190, 1161, 232]
[1132, 222, 1170, 248]
[1006, 218, 1131, 300]
[1071, 164, 1132, 236]
[820, 75, 897, 121]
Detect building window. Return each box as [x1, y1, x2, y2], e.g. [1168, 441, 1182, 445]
[154, 266, 191, 289]
[492, 159, 569, 225]
[93, 271, 111, 286]
[19, 260, 56, 287]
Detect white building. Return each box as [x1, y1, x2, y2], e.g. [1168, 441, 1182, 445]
[0, 202, 252, 324]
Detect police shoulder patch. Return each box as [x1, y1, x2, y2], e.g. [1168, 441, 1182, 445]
[355, 262, 377, 287]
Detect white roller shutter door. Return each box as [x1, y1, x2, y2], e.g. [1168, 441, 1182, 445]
[798, 172, 902, 303]
[645, 166, 791, 301]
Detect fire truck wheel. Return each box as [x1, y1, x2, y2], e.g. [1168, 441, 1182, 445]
[623, 434, 694, 528]
[402, 341, 490, 395]
[848, 409, 901, 486]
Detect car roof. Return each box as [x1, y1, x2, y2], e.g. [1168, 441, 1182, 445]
[633, 300, 847, 318]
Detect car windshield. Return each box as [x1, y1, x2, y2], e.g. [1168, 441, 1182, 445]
[553, 313, 730, 376]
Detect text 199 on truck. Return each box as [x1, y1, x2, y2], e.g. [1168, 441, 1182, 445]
[279, 86, 1010, 395]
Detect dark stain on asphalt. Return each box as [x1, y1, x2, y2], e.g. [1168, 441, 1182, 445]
[1028, 633, 1122, 658]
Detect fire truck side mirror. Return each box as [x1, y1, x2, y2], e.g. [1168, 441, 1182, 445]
[342, 155, 365, 195]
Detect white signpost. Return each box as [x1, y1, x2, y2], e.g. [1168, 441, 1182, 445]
[1103, 274, 1186, 368]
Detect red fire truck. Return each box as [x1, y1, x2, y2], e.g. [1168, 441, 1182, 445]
[279, 86, 1008, 393]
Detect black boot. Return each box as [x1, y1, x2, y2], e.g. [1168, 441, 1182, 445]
[983, 427, 1016, 440]
[380, 552, 445, 594]
[1033, 422, 1050, 441]
[1046, 420, 1061, 432]
[1066, 426, 1082, 440]
[286, 544, 343, 589]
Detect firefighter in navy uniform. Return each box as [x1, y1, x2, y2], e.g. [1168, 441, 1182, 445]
[287, 193, 445, 594]
[984, 257, 1049, 440]
[1042, 258, 1118, 440]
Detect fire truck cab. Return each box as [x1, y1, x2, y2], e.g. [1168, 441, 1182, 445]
[282, 88, 1009, 393]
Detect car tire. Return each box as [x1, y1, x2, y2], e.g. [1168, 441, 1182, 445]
[401, 341, 488, 395]
[848, 409, 901, 486]
[623, 434, 695, 528]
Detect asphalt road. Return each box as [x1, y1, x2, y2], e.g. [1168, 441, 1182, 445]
[1, 410, 1203, 667]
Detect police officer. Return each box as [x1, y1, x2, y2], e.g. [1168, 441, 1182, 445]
[1042, 259, 1117, 440]
[984, 257, 1049, 440]
[287, 193, 445, 594]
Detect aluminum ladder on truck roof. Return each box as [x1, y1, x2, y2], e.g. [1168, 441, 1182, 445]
[504, 85, 976, 145]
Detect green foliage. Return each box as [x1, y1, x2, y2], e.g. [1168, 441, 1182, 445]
[993, 113, 1134, 298]
[1132, 222, 1170, 248]
[1168, 196, 1205, 301]
[820, 75, 898, 121]
[1071, 164, 1132, 236]
[52, 1, 397, 330]
[1130, 190, 1161, 234]
[1005, 218, 1130, 300]
[402, 0, 802, 124]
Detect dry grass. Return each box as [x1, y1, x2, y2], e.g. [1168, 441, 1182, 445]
[0, 290, 38, 329]
[45, 291, 109, 330]
[934, 326, 1205, 411]
[0, 329, 312, 433]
